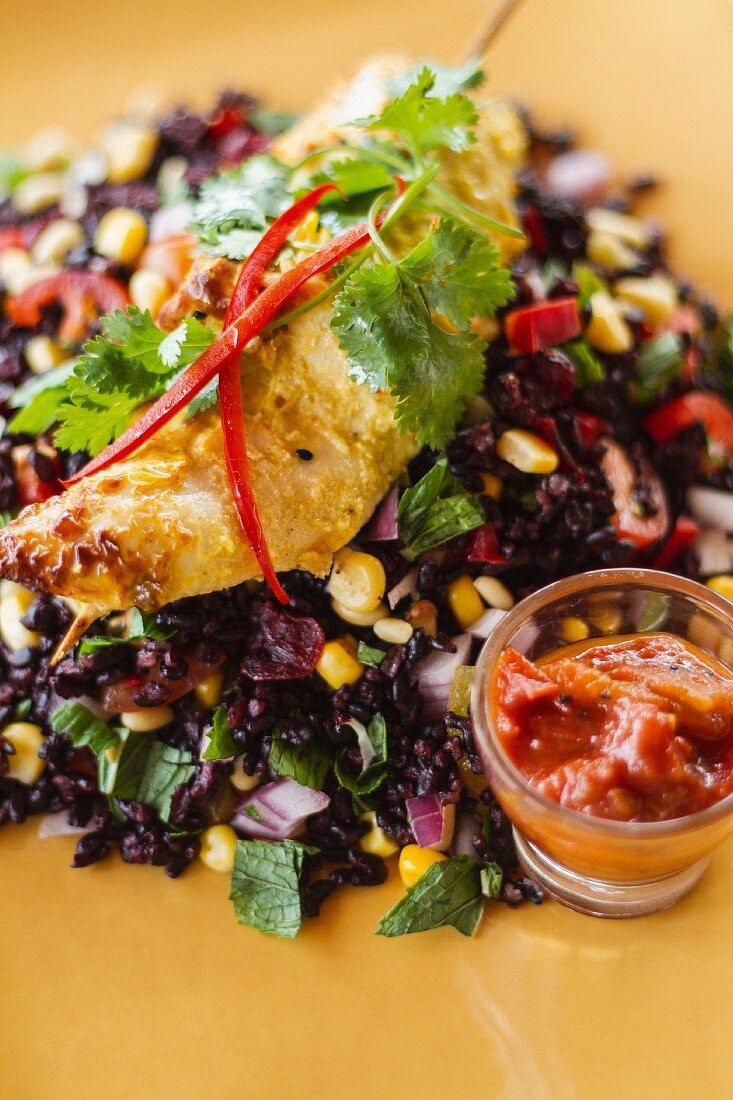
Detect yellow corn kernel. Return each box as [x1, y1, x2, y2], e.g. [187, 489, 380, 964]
[24, 335, 67, 374]
[473, 575, 514, 611]
[587, 229, 639, 273]
[12, 172, 65, 216]
[707, 575, 733, 602]
[3, 722, 45, 784]
[586, 291, 634, 354]
[406, 598, 438, 637]
[479, 471, 503, 500]
[120, 705, 174, 732]
[588, 602, 624, 635]
[587, 207, 651, 250]
[462, 394, 493, 425]
[101, 123, 158, 184]
[448, 575, 485, 629]
[470, 316, 500, 342]
[200, 824, 237, 873]
[230, 756, 260, 792]
[331, 599, 388, 628]
[23, 127, 80, 171]
[0, 248, 32, 295]
[615, 275, 678, 327]
[359, 812, 399, 858]
[0, 581, 40, 651]
[399, 844, 447, 888]
[316, 639, 364, 690]
[326, 548, 386, 613]
[373, 617, 413, 645]
[195, 669, 224, 709]
[560, 616, 590, 644]
[31, 218, 84, 265]
[129, 268, 171, 319]
[94, 208, 148, 267]
[496, 429, 559, 475]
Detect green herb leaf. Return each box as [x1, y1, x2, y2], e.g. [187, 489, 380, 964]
[635, 332, 683, 403]
[572, 262, 607, 307]
[0, 153, 28, 197]
[361, 67, 478, 159]
[14, 699, 32, 720]
[100, 735, 194, 822]
[269, 731, 330, 790]
[190, 154, 291, 259]
[334, 713, 388, 795]
[480, 862, 504, 899]
[229, 838, 312, 938]
[250, 107, 299, 136]
[332, 216, 511, 449]
[388, 60, 485, 99]
[51, 702, 120, 756]
[356, 641, 386, 668]
[9, 359, 79, 410]
[9, 386, 68, 436]
[397, 456, 484, 558]
[202, 705, 238, 761]
[377, 855, 484, 937]
[564, 337, 606, 387]
[78, 606, 173, 655]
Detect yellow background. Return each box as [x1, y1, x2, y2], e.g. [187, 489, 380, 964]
[1, 1, 733, 1097]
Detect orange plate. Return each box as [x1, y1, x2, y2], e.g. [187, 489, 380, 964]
[2, 1, 733, 1097]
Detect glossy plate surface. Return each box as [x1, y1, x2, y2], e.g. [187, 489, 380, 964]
[2, 1, 732, 1096]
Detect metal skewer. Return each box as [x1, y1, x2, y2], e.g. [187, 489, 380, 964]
[460, 0, 528, 63]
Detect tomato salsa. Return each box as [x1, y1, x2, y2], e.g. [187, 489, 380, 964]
[491, 633, 733, 822]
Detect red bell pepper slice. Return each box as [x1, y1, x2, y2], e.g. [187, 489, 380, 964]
[461, 523, 506, 564]
[644, 392, 733, 453]
[505, 296, 581, 355]
[6, 271, 128, 345]
[651, 514, 700, 571]
[574, 410, 606, 449]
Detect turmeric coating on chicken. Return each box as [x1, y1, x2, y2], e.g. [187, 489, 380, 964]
[0, 55, 527, 619]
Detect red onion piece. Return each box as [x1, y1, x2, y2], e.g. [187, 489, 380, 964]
[232, 777, 329, 841]
[416, 634, 472, 720]
[387, 568, 418, 610]
[687, 486, 733, 532]
[149, 201, 194, 243]
[450, 812, 480, 861]
[38, 812, 92, 839]
[364, 484, 400, 541]
[101, 646, 225, 713]
[406, 794, 455, 851]
[545, 150, 611, 206]
[468, 608, 507, 640]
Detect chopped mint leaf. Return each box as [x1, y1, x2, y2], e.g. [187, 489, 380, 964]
[269, 731, 330, 791]
[357, 641, 386, 668]
[190, 154, 291, 259]
[480, 862, 503, 899]
[229, 838, 313, 938]
[202, 705, 237, 761]
[481, 815, 491, 843]
[335, 713, 388, 795]
[78, 606, 173, 655]
[360, 67, 478, 158]
[635, 332, 683, 403]
[242, 805, 262, 822]
[332, 216, 511, 449]
[377, 855, 484, 937]
[572, 262, 606, 307]
[14, 699, 32, 720]
[397, 456, 484, 559]
[100, 735, 194, 822]
[52, 702, 120, 756]
[564, 337, 605, 387]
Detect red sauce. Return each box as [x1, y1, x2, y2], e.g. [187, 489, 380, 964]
[491, 633, 733, 822]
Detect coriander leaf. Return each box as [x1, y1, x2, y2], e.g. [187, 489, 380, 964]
[315, 157, 394, 199]
[99, 309, 214, 375]
[128, 607, 174, 642]
[397, 457, 484, 558]
[202, 705, 238, 761]
[635, 332, 683, 403]
[51, 702, 120, 756]
[480, 862, 503, 899]
[191, 154, 291, 259]
[389, 60, 485, 99]
[229, 838, 312, 938]
[54, 394, 140, 456]
[269, 731, 330, 790]
[184, 377, 219, 420]
[101, 735, 194, 822]
[361, 67, 478, 158]
[335, 713, 388, 795]
[357, 641, 386, 668]
[377, 854, 484, 937]
[564, 337, 605, 387]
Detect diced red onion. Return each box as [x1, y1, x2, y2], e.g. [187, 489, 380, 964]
[693, 528, 733, 576]
[545, 150, 611, 205]
[416, 633, 472, 720]
[450, 812, 480, 861]
[38, 812, 92, 839]
[387, 568, 418, 610]
[364, 484, 400, 541]
[468, 607, 506, 640]
[149, 201, 194, 243]
[687, 486, 733, 532]
[231, 777, 329, 841]
[406, 794, 455, 851]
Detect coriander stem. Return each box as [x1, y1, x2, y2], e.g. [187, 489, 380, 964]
[366, 193, 398, 265]
[427, 182, 525, 239]
[288, 144, 406, 177]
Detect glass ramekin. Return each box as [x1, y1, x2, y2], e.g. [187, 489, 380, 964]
[471, 568, 733, 918]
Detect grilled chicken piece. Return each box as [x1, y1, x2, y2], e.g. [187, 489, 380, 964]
[0, 55, 527, 619]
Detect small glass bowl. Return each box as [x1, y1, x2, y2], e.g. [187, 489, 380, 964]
[471, 568, 733, 918]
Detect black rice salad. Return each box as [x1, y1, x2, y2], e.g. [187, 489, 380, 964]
[1, 66, 733, 940]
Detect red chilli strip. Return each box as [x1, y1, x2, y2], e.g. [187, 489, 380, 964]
[65, 198, 400, 487]
[6, 271, 129, 344]
[217, 183, 342, 604]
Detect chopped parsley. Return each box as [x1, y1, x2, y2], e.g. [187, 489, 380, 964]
[396, 456, 484, 558]
[229, 838, 313, 938]
[377, 855, 484, 937]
